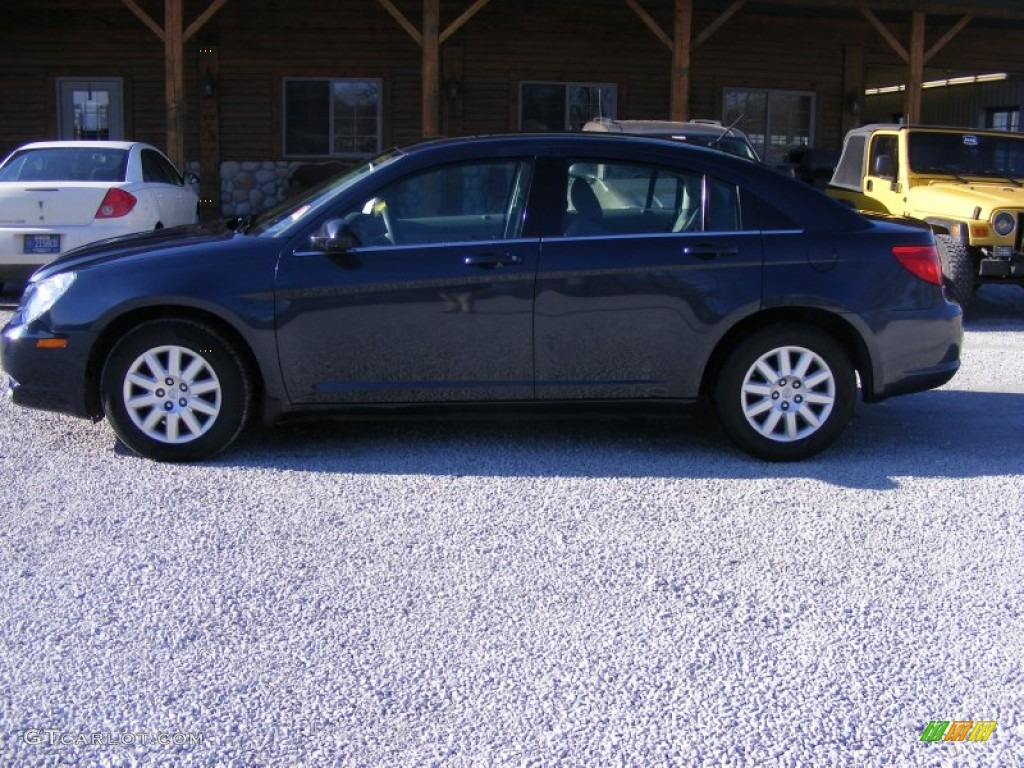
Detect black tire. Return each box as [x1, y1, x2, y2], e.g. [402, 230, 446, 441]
[935, 234, 976, 309]
[100, 319, 251, 461]
[714, 324, 856, 461]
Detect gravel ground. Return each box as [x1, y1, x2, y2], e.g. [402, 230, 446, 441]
[1, 285, 1023, 767]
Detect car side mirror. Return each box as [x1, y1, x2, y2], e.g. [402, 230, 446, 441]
[309, 218, 356, 253]
[184, 171, 200, 185]
[872, 154, 894, 178]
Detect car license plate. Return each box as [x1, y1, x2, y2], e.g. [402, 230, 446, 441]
[24, 234, 61, 254]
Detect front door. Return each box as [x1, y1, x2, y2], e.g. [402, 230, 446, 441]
[275, 158, 539, 404]
[57, 78, 124, 141]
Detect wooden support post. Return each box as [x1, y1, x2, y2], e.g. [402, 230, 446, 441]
[423, 0, 440, 138]
[907, 10, 925, 125]
[165, 0, 185, 170]
[671, 0, 692, 121]
[198, 45, 220, 218]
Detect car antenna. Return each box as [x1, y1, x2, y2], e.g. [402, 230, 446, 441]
[711, 114, 744, 148]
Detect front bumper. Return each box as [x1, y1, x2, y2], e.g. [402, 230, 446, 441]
[1, 320, 99, 419]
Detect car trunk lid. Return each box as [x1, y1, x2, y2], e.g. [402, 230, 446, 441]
[0, 183, 115, 227]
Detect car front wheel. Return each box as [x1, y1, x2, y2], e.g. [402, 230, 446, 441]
[100, 319, 251, 461]
[714, 325, 856, 461]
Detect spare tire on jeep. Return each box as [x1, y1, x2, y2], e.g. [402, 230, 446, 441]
[935, 234, 976, 309]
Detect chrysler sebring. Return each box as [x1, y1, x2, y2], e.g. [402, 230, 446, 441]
[1, 134, 962, 462]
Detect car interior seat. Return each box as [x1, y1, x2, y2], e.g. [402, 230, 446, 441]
[565, 177, 605, 236]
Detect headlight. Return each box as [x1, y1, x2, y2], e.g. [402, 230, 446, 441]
[992, 211, 1016, 237]
[20, 272, 76, 325]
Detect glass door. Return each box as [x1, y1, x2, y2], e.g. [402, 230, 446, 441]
[58, 78, 124, 140]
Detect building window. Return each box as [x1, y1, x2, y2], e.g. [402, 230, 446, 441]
[283, 78, 382, 157]
[723, 88, 815, 165]
[987, 107, 1021, 132]
[519, 82, 616, 132]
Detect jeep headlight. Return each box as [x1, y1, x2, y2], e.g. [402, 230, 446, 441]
[992, 211, 1016, 237]
[19, 272, 76, 326]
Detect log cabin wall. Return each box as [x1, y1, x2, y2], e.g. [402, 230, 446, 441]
[2, 1, 1023, 216]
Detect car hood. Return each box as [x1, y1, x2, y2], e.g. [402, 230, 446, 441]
[914, 179, 1024, 215]
[31, 222, 241, 281]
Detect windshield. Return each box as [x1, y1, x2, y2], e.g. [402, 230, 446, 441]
[247, 149, 403, 236]
[907, 130, 1024, 178]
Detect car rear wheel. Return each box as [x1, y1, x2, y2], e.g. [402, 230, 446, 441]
[100, 319, 251, 461]
[935, 234, 976, 309]
[714, 325, 856, 461]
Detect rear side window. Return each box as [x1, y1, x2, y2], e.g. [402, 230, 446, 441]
[141, 149, 183, 185]
[831, 134, 867, 190]
[560, 160, 743, 237]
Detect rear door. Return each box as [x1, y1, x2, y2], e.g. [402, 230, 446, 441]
[140, 148, 195, 226]
[534, 156, 763, 400]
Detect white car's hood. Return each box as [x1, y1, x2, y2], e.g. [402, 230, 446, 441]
[0, 182, 115, 227]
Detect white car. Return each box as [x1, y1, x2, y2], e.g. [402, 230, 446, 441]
[0, 140, 199, 289]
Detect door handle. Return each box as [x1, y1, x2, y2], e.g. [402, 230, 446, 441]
[464, 253, 523, 268]
[683, 244, 739, 259]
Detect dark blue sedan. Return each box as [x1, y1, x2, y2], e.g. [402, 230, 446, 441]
[1, 134, 962, 461]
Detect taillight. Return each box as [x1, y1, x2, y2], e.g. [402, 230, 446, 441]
[892, 244, 942, 286]
[94, 188, 137, 219]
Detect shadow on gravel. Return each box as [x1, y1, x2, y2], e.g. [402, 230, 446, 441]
[209, 388, 1024, 490]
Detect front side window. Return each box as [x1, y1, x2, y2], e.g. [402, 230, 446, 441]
[561, 161, 741, 237]
[869, 135, 899, 178]
[284, 78, 382, 157]
[340, 160, 533, 247]
[520, 82, 616, 131]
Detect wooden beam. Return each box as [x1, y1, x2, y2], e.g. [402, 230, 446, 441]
[376, 0, 423, 46]
[185, 0, 231, 43]
[198, 46, 221, 218]
[693, 0, 746, 49]
[423, 0, 440, 137]
[670, 0, 692, 121]
[120, 0, 165, 41]
[907, 10, 924, 124]
[441, 0, 491, 45]
[924, 13, 973, 62]
[165, 0, 185, 169]
[860, 5, 908, 62]
[624, 0, 673, 51]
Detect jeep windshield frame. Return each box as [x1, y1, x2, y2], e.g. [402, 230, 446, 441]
[907, 130, 1024, 180]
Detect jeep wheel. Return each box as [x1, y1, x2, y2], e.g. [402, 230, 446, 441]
[714, 325, 856, 462]
[935, 234, 976, 309]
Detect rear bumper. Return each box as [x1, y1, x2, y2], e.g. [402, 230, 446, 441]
[1, 321, 98, 419]
[867, 301, 963, 402]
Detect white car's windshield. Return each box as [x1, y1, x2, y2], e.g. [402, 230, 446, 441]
[247, 149, 403, 236]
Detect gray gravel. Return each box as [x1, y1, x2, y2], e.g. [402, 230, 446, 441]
[1, 285, 1023, 767]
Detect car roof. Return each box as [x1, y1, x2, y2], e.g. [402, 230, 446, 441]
[583, 119, 744, 138]
[11, 140, 142, 151]
[846, 123, 1024, 138]
[396, 132, 751, 169]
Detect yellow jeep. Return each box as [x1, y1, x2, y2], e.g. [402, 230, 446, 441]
[828, 124, 1024, 307]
